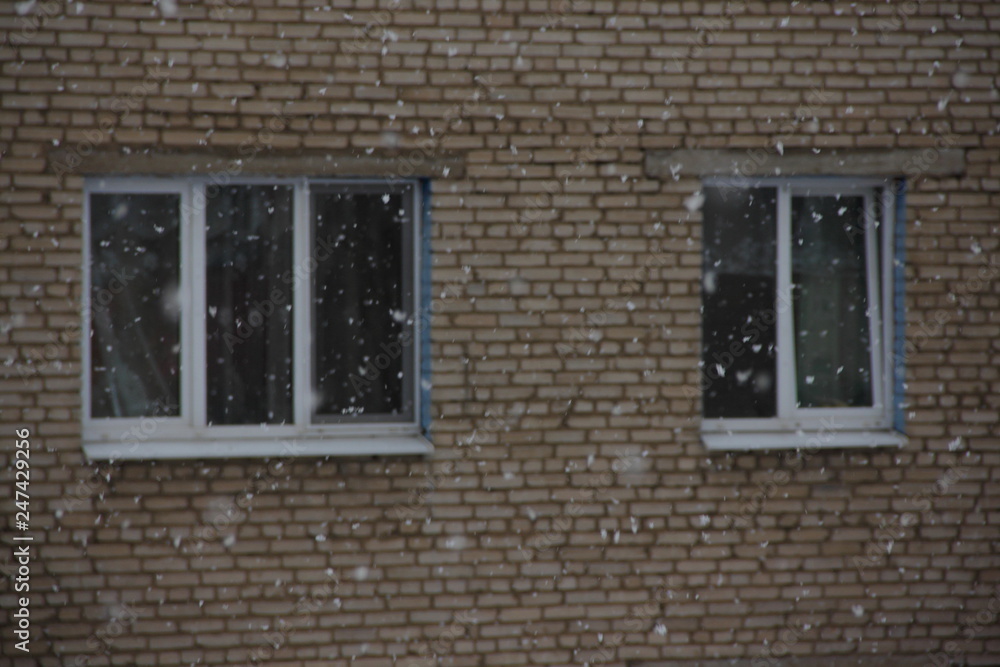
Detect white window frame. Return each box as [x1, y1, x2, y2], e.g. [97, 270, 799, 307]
[700, 176, 905, 451]
[82, 176, 432, 460]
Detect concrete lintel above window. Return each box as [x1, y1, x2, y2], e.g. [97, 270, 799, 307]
[50, 147, 464, 179]
[645, 148, 965, 179]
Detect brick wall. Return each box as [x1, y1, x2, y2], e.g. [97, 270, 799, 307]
[1, 0, 999, 665]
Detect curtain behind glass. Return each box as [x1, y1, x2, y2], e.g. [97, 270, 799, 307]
[206, 185, 294, 425]
[90, 193, 181, 418]
[702, 186, 778, 418]
[791, 195, 873, 408]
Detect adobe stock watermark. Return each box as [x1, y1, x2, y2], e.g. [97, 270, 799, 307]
[899, 132, 960, 182]
[68, 602, 141, 667]
[853, 459, 970, 573]
[843, 130, 961, 247]
[390, 460, 456, 522]
[179, 108, 292, 223]
[669, 0, 747, 72]
[457, 411, 518, 449]
[890, 257, 1000, 376]
[391, 411, 518, 522]
[875, 0, 924, 38]
[19, 108, 291, 383]
[750, 619, 815, 667]
[582, 583, 675, 665]
[540, 0, 587, 29]
[511, 118, 624, 231]
[347, 279, 465, 392]
[51, 66, 169, 177]
[723, 417, 841, 529]
[926, 584, 1000, 667]
[709, 87, 830, 196]
[57, 401, 176, 517]
[242, 571, 342, 666]
[15, 265, 138, 386]
[1, 0, 62, 55]
[684, 285, 793, 402]
[556, 251, 671, 358]
[403, 610, 477, 667]
[220, 232, 336, 353]
[386, 74, 495, 184]
[208, 0, 247, 20]
[341, 0, 401, 54]
[520, 450, 641, 561]
[842, 119, 964, 250]
[183, 440, 305, 552]
[346, 327, 416, 394]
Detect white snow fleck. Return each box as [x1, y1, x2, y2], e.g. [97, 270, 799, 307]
[703, 270, 717, 294]
[156, 0, 177, 16]
[444, 536, 468, 550]
[684, 191, 705, 213]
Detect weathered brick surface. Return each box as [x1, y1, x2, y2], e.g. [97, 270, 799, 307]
[1, 0, 999, 665]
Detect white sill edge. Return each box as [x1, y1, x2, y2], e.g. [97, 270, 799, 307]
[701, 430, 907, 451]
[82, 435, 434, 461]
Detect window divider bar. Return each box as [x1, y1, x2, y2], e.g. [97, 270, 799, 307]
[405, 184, 421, 429]
[775, 186, 795, 420]
[189, 182, 207, 428]
[418, 180, 433, 434]
[881, 185, 898, 427]
[864, 191, 885, 414]
[293, 178, 311, 428]
[81, 186, 93, 423]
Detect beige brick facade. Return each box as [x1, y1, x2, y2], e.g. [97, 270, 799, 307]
[1, 0, 999, 665]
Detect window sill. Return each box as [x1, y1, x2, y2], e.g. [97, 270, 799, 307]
[701, 429, 907, 452]
[82, 435, 434, 461]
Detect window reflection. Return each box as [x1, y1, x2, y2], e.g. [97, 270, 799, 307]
[90, 193, 181, 418]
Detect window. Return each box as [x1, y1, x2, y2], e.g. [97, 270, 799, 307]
[700, 178, 904, 450]
[83, 178, 430, 460]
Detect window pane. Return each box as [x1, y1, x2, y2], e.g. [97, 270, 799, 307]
[312, 189, 412, 420]
[90, 193, 181, 418]
[205, 185, 294, 425]
[791, 195, 873, 408]
[702, 186, 778, 418]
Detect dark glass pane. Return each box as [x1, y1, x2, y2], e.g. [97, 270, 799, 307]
[702, 186, 778, 418]
[90, 193, 181, 418]
[792, 195, 873, 408]
[206, 185, 294, 425]
[312, 189, 412, 420]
